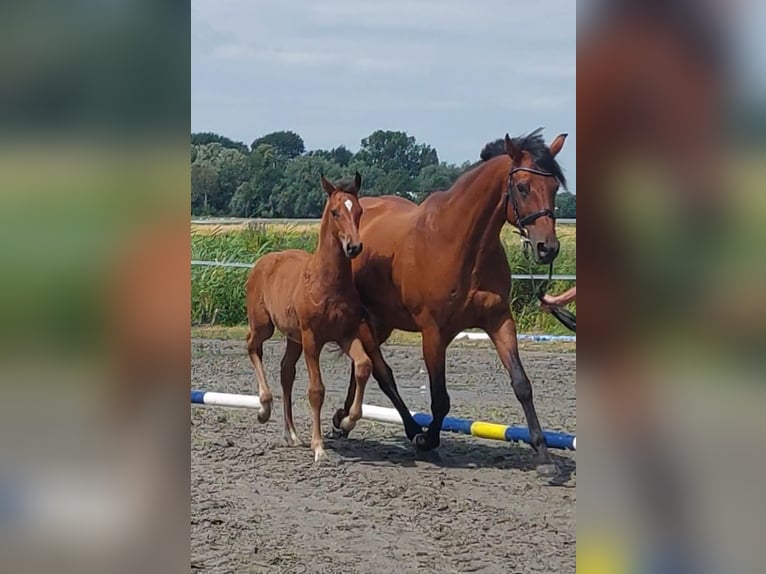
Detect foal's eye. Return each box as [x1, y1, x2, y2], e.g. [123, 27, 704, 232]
[331, 209, 339, 218]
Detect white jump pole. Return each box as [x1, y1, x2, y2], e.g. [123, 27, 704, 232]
[191, 390, 576, 451]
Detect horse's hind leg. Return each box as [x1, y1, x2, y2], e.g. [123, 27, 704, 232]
[280, 338, 303, 446]
[246, 314, 275, 423]
[336, 337, 372, 434]
[350, 321, 423, 441]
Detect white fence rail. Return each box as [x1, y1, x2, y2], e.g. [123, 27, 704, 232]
[192, 217, 577, 226]
[191, 260, 575, 281]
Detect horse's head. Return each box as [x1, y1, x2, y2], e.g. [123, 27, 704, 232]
[320, 172, 364, 259]
[503, 130, 568, 264]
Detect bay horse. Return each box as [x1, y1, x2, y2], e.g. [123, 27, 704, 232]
[245, 172, 378, 461]
[334, 129, 568, 475]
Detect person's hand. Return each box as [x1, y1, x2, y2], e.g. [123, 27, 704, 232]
[539, 293, 561, 312]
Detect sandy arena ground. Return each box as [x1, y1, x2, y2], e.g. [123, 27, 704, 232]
[191, 338, 576, 574]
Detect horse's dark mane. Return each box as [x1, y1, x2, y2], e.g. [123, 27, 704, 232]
[477, 128, 567, 189]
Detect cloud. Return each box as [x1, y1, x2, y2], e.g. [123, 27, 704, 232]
[191, 0, 576, 171]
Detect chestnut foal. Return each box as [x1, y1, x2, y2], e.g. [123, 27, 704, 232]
[245, 173, 373, 461]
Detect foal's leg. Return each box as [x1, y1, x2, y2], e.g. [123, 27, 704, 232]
[333, 322, 422, 440]
[336, 337, 372, 433]
[246, 319, 275, 423]
[332, 367, 358, 436]
[279, 338, 303, 446]
[486, 313, 556, 476]
[414, 327, 450, 451]
[301, 332, 326, 461]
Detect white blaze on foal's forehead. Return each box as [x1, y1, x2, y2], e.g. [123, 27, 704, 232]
[344, 199, 353, 212]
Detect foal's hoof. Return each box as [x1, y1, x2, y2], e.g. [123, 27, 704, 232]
[332, 409, 351, 437]
[536, 463, 559, 478]
[413, 432, 440, 451]
[332, 409, 348, 432]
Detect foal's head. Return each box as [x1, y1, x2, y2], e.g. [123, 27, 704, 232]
[319, 172, 364, 259]
[485, 129, 568, 264]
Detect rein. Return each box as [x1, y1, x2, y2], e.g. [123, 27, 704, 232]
[505, 165, 576, 332]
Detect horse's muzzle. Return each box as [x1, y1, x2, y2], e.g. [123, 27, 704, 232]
[535, 241, 559, 264]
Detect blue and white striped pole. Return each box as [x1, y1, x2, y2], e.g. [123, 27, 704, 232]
[191, 390, 576, 451]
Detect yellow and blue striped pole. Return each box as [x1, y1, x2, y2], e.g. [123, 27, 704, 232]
[192, 391, 576, 451]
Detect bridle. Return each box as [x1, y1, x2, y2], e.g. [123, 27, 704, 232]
[503, 164, 576, 332]
[504, 165, 558, 237]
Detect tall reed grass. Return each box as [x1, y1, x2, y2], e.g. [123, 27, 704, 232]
[191, 223, 576, 333]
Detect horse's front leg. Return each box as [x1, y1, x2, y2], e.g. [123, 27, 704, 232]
[485, 313, 557, 476]
[414, 327, 449, 451]
[301, 331, 326, 462]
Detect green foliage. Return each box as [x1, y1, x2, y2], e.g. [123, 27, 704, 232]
[555, 191, 576, 218]
[271, 156, 344, 217]
[191, 143, 251, 214]
[375, 168, 414, 199]
[355, 130, 438, 177]
[189, 128, 577, 220]
[308, 145, 353, 166]
[251, 130, 305, 159]
[191, 132, 248, 154]
[191, 225, 576, 334]
[414, 163, 462, 202]
[191, 162, 218, 214]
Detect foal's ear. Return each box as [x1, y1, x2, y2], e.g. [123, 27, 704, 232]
[504, 133, 522, 163]
[352, 171, 362, 195]
[320, 174, 337, 196]
[548, 133, 568, 157]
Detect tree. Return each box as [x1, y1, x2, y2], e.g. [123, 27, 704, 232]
[555, 191, 576, 218]
[191, 143, 251, 214]
[375, 169, 414, 199]
[355, 130, 438, 177]
[250, 130, 305, 159]
[414, 163, 462, 202]
[270, 156, 344, 217]
[308, 145, 353, 167]
[347, 159, 386, 197]
[191, 132, 248, 154]
[191, 163, 218, 214]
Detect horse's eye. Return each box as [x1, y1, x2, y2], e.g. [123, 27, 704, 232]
[331, 209, 339, 218]
[517, 182, 529, 196]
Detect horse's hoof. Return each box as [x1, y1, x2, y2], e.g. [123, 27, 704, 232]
[257, 408, 271, 424]
[412, 432, 439, 451]
[404, 424, 424, 442]
[313, 447, 326, 463]
[536, 463, 559, 478]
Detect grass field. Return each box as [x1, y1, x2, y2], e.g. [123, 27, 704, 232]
[191, 221, 576, 334]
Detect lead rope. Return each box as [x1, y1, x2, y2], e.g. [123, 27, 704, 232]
[508, 167, 575, 332]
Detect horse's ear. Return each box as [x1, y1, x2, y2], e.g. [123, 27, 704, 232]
[548, 133, 568, 157]
[320, 174, 336, 196]
[352, 171, 362, 195]
[504, 133, 522, 163]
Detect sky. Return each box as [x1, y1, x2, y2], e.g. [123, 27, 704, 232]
[192, 0, 576, 191]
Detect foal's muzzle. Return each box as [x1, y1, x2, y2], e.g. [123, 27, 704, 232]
[345, 242, 363, 258]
